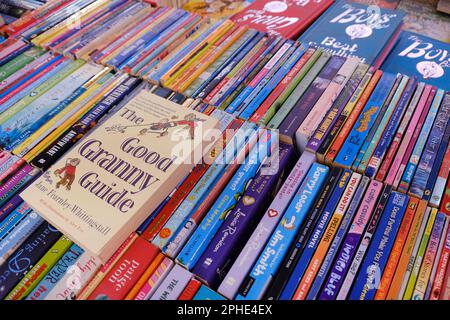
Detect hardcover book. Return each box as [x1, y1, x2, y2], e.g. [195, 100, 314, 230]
[21, 89, 219, 262]
[299, 0, 404, 66]
[382, 31, 450, 91]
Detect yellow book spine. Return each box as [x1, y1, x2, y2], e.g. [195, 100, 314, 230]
[161, 20, 234, 87]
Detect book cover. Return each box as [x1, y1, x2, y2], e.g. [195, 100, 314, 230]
[21, 90, 219, 262]
[232, 0, 334, 39]
[299, 0, 404, 65]
[382, 31, 450, 91]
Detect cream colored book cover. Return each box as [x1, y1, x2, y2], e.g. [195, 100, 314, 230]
[21, 90, 219, 262]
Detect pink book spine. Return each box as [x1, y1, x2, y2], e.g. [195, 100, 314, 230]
[389, 85, 435, 187]
[134, 257, 174, 300]
[385, 84, 432, 185]
[0, 152, 11, 167]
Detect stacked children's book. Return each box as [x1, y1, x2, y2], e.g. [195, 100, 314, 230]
[0, 0, 449, 301]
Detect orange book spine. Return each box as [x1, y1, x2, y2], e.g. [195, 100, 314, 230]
[325, 70, 382, 165]
[375, 197, 419, 300]
[124, 253, 165, 300]
[385, 200, 428, 300]
[293, 173, 361, 300]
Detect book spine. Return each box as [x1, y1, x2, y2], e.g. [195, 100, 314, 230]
[333, 72, 397, 168]
[352, 74, 404, 173]
[124, 252, 165, 300]
[403, 208, 437, 299]
[76, 232, 138, 300]
[175, 127, 264, 270]
[88, 237, 160, 300]
[264, 49, 323, 129]
[307, 63, 368, 154]
[349, 192, 409, 300]
[6, 235, 73, 300]
[278, 168, 351, 300]
[307, 176, 370, 300]
[193, 285, 226, 300]
[430, 219, 450, 300]
[265, 166, 342, 300]
[293, 172, 362, 300]
[26, 244, 84, 300]
[0, 201, 31, 240]
[0, 194, 23, 224]
[412, 212, 446, 300]
[399, 89, 445, 193]
[239, 44, 308, 120]
[279, 54, 344, 145]
[192, 144, 295, 289]
[0, 211, 44, 264]
[225, 40, 292, 115]
[391, 86, 436, 188]
[319, 180, 383, 300]
[134, 257, 174, 300]
[45, 250, 101, 300]
[410, 93, 450, 198]
[441, 178, 450, 215]
[365, 78, 418, 178]
[374, 197, 419, 300]
[236, 163, 329, 300]
[150, 264, 192, 300]
[426, 216, 449, 300]
[152, 123, 258, 250]
[337, 184, 393, 300]
[159, 117, 241, 257]
[0, 222, 62, 299]
[218, 151, 316, 299]
[377, 82, 426, 182]
[250, 48, 315, 124]
[424, 117, 450, 203]
[295, 56, 358, 152]
[178, 278, 202, 300]
[31, 76, 140, 171]
[386, 200, 428, 300]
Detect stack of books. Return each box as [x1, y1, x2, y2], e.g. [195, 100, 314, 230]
[0, 0, 449, 301]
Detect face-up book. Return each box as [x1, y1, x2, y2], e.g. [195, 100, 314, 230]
[232, 0, 335, 39]
[382, 31, 450, 91]
[299, 0, 404, 67]
[21, 90, 219, 262]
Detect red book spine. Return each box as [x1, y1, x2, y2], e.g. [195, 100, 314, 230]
[141, 163, 209, 241]
[87, 237, 160, 300]
[178, 278, 202, 300]
[441, 178, 450, 215]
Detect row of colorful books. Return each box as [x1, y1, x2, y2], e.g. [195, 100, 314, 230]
[0, 44, 449, 300]
[0, 0, 49, 26]
[0, 0, 449, 301]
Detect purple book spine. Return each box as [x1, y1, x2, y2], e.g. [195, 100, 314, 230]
[0, 222, 62, 299]
[279, 55, 346, 142]
[192, 143, 295, 288]
[217, 149, 314, 299]
[0, 164, 33, 199]
[0, 195, 23, 223]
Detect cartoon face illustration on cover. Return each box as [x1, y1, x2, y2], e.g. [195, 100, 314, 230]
[53, 158, 81, 191]
[105, 113, 206, 140]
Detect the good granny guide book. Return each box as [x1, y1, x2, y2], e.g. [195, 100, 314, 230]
[21, 90, 219, 262]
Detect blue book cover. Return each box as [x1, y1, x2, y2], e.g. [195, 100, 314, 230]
[299, 0, 404, 65]
[348, 191, 408, 300]
[382, 31, 450, 91]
